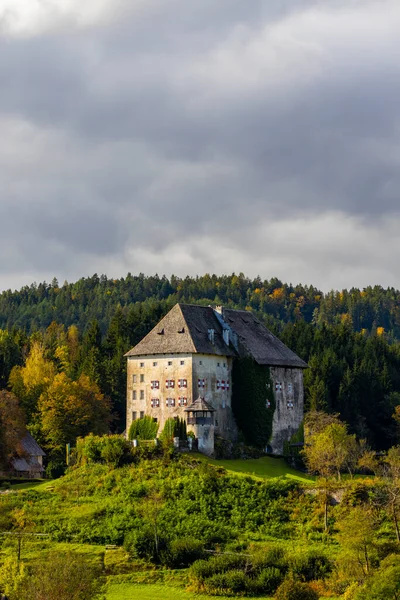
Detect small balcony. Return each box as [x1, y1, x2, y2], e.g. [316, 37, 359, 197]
[187, 416, 213, 426]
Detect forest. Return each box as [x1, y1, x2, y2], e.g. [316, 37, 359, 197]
[1, 273, 400, 468]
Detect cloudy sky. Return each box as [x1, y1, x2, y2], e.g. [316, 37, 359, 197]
[0, 0, 399, 292]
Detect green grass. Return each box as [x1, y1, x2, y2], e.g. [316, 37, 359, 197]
[193, 454, 314, 483]
[6, 479, 55, 491]
[106, 582, 273, 600]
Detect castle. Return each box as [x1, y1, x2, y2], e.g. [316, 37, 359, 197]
[125, 304, 307, 454]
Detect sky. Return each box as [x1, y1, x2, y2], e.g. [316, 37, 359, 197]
[0, 0, 399, 293]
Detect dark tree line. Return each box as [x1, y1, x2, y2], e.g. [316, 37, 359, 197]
[0, 273, 400, 450]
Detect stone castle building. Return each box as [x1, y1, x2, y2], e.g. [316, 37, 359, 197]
[125, 304, 307, 454]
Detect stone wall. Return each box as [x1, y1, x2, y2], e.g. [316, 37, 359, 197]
[269, 366, 304, 454]
[191, 354, 237, 440]
[126, 353, 193, 434]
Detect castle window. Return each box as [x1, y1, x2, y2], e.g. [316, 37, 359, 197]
[222, 401, 226, 408]
[217, 380, 230, 391]
[140, 390, 145, 400]
[180, 360, 185, 365]
[151, 380, 160, 390]
[140, 362, 144, 368]
[168, 361, 173, 366]
[178, 379, 187, 388]
[198, 379, 205, 388]
[287, 383, 293, 393]
[199, 360, 203, 365]
[223, 363, 226, 368]
[217, 362, 220, 367]
[287, 401, 294, 409]
[166, 398, 175, 407]
[132, 374, 137, 383]
[165, 379, 175, 388]
[178, 397, 187, 407]
[140, 374, 144, 383]
[151, 398, 160, 408]
[140, 411, 144, 419]
[132, 411, 137, 420]
[153, 361, 158, 367]
[132, 391, 137, 400]
[153, 417, 158, 423]
[275, 382, 282, 391]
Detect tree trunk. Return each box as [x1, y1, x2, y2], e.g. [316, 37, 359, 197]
[364, 544, 369, 575]
[393, 506, 400, 543]
[324, 496, 328, 531]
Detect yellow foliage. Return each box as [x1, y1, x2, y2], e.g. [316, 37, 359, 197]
[377, 326, 385, 336]
[270, 287, 284, 300]
[21, 342, 56, 391]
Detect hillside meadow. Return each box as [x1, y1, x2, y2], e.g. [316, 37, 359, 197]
[1, 447, 399, 599]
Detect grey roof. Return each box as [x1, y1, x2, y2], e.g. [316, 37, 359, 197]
[20, 432, 46, 457]
[11, 457, 31, 472]
[184, 397, 215, 412]
[11, 457, 44, 473]
[125, 304, 235, 357]
[125, 303, 307, 369]
[223, 309, 308, 369]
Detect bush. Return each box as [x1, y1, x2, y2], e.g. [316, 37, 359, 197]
[257, 567, 284, 594]
[291, 550, 332, 581]
[124, 527, 168, 563]
[128, 416, 159, 441]
[164, 537, 206, 568]
[205, 569, 249, 595]
[100, 436, 127, 467]
[189, 554, 247, 584]
[274, 578, 319, 600]
[13, 552, 103, 600]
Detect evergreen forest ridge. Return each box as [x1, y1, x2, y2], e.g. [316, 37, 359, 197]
[0, 273, 400, 454]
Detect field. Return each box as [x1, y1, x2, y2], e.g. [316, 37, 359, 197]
[106, 581, 273, 599]
[193, 453, 313, 482]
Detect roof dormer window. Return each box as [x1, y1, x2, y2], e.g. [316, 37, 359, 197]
[208, 329, 215, 344]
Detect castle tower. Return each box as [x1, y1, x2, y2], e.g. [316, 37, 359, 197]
[185, 397, 215, 456]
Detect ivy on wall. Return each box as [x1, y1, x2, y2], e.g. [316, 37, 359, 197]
[231, 358, 275, 448]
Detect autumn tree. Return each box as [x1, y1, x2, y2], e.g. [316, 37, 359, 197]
[302, 413, 362, 531]
[0, 390, 26, 468]
[9, 342, 56, 422]
[382, 446, 400, 543]
[38, 372, 111, 452]
[336, 506, 377, 579]
[303, 419, 355, 480]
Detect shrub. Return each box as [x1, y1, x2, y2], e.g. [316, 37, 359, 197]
[160, 417, 187, 443]
[14, 552, 103, 600]
[205, 569, 249, 595]
[274, 578, 319, 600]
[124, 527, 168, 564]
[257, 567, 284, 595]
[291, 550, 332, 581]
[189, 554, 247, 584]
[100, 435, 127, 467]
[164, 537, 206, 568]
[128, 416, 159, 441]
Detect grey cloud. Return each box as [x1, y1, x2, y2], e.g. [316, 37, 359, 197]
[0, 0, 400, 290]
